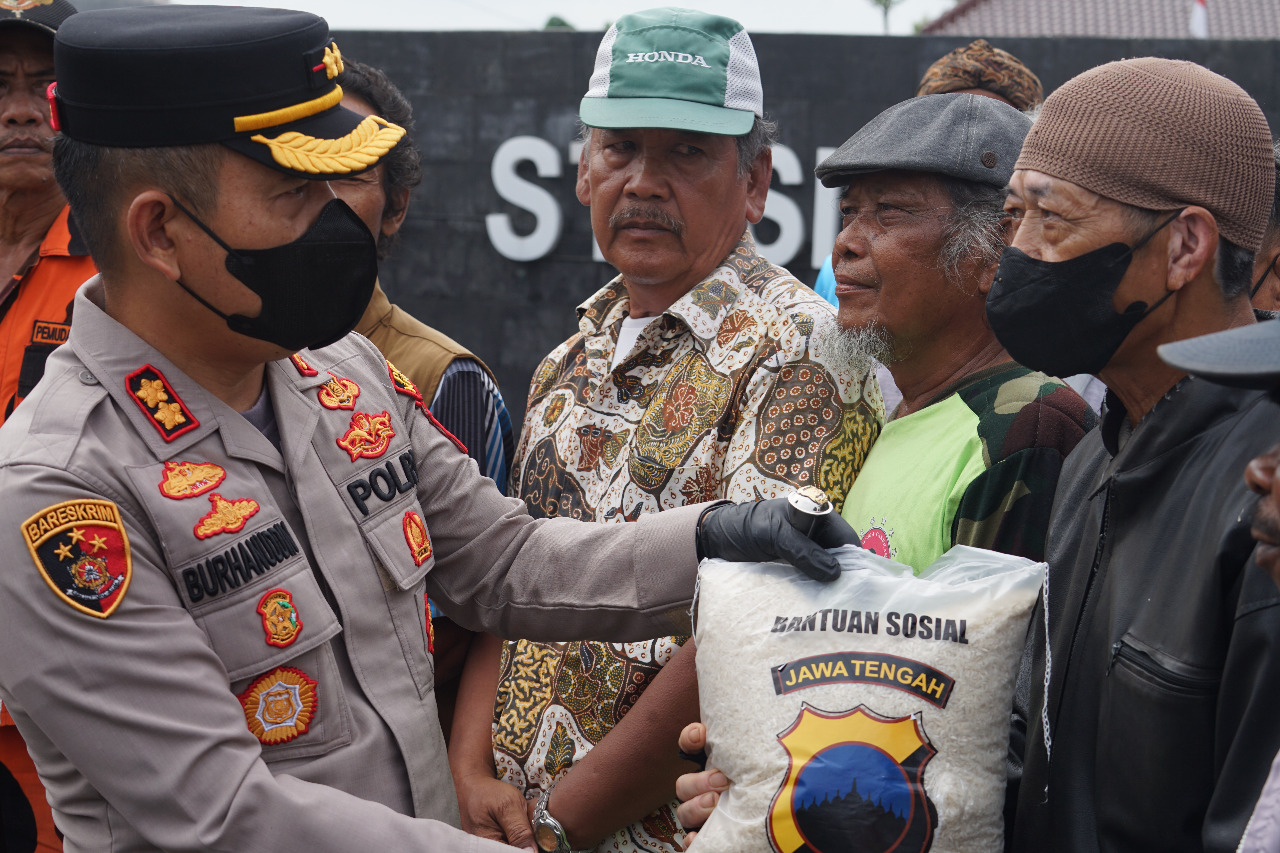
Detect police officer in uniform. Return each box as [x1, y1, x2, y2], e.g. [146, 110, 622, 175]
[0, 7, 855, 851]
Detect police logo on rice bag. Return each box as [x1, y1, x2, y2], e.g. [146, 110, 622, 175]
[692, 545, 1045, 853]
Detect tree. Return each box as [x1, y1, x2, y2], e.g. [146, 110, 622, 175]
[866, 0, 907, 35]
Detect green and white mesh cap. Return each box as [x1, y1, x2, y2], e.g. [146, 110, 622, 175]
[579, 7, 763, 136]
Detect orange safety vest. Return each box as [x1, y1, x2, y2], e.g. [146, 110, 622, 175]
[0, 206, 94, 852]
[0, 205, 97, 423]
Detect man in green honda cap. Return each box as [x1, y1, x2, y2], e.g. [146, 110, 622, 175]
[450, 8, 883, 853]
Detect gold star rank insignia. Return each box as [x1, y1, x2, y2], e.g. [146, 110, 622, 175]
[126, 365, 199, 442]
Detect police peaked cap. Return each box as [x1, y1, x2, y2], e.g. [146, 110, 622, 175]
[0, 0, 78, 37]
[50, 5, 404, 178]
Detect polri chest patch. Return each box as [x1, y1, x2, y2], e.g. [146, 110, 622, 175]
[194, 493, 261, 540]
[337, 410, 395, 461]
[257, 588, 303, 648]
[239, 666, 318, 745]
[158, 460, 226, 500]
[23, 499, 132, 619]
[317, 373, 360, 410]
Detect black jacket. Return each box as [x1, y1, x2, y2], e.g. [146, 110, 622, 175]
[1011, 377, 1280, 853]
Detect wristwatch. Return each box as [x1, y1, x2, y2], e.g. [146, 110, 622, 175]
[532, 785, 582, 853]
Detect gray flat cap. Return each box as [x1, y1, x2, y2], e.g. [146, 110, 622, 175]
[816, 92, 1032, 188]
[1158, 320, 1280, 389]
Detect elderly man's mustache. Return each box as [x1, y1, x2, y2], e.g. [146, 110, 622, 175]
[0, 133, 55, 153]
[1245, 496, 1280, 545]
[610, 205, 684, 235]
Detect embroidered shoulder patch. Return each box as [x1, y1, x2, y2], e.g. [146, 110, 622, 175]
[337, 410, 395, 461]
[158, 460, 226, 500]
[22, 499, 132, 619]
[403, 510, 432, 566]
[386, 359, 422, 404]
[290, 353, 319, 377]
[318, 373, 360, 410]
[194, 493, 261, 540]
[126, 365, 199, 442]
[256, 588, 303, 648]
[239, 666, 318, 745]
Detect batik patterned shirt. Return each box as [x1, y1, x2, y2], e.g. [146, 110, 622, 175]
[493, 233, 883, 853]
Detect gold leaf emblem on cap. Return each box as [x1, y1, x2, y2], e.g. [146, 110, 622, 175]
[251, 115, 405, 175]
[322, 43, 345, 80]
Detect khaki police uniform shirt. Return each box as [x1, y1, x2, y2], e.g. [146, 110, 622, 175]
[0, 278, 702, 853]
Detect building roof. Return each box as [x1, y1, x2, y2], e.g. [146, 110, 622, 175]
[923, 0, 1280, 40]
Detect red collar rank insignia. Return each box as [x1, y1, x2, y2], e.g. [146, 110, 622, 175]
[289, 352, 319, 377]
[256, 588, 302, 648]
[194, 493, 261, 540]
[403, 510, 432, 566]
[386, 359, 423, 405]
[317, 373, 360, 410]
[23, 499, 132, 619]
[158, 460, 226, 500]
[337, 410, 395, 461]
[769, 704, 938, 853]
[239, 666, 318, 745]
[126, 365, 199, 442]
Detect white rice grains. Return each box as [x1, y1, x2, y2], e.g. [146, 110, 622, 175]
[691, 545, 1045, 853]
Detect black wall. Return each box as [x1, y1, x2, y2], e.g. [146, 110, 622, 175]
[332, 31, 1280, 435]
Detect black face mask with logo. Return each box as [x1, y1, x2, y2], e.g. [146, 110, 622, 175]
[169, 196, 378, 352]
[985, 210, 1183, 378]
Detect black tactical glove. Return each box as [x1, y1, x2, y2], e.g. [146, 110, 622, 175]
[696, 492, 861, 582]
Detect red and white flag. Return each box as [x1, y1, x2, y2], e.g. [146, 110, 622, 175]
[1190, 0, 1209, 38]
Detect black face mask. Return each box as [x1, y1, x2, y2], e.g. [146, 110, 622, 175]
[169, 196, 378, 352]
[986, 210, 1183, 377]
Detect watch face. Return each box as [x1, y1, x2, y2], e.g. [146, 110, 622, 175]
[535, 823, 560, 852]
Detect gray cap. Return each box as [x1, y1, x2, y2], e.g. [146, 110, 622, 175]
[816, 92, 1032, 188]
[1158, 320, 1280, 389]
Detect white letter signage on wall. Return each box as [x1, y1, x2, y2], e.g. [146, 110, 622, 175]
[485, 136, 564, 262]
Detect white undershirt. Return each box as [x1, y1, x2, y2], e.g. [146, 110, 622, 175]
[611, 316, 657, 370]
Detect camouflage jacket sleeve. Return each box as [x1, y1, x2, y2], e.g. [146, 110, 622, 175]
[950, 384, 1096, 563]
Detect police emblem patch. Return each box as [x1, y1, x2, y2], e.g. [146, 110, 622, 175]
[193, 493, 261, 540]
[336, 410, 395, 461]
[768, 704, 937, 853]
[256, 588, 302, 648]
[317, 373, 360, 410]
[126, 365, 199, 442]
[0, 0, 54, 10]
[289, 353, 319, 377]
[403, 510, 432, 566]
[22, 499, 132, 618]
[157, 460, 226, 500]
[238, 667, 318, 745]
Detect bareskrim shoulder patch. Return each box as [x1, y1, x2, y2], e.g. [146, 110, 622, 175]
[23, 499, 132, 619]
[239, 666, 318, 745]
[126, 365, 199, 442]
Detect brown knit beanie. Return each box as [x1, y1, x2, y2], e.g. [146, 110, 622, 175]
[1016, 57, 1274, 250]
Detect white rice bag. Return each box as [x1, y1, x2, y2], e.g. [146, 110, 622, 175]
[691, 545, 1044, 853]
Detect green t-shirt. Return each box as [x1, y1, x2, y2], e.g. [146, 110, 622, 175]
[841, 364, 1097, 573]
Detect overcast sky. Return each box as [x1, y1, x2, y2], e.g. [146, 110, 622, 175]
[170, 0, 958, 34]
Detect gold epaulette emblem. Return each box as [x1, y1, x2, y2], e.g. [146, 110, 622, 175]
[239, 667, 318, 746]
[318, 373, 360, 410]
[386, 359, 423, 404]
[126, 365, 199, 442]
[22, 499, 132, 619]
[256, 588, 303, 649]
[290, 353, 319, 377]
[157, 460, 226, 500]
[402, 510, 432, 567]
[193, 493, 261, 540]
[337, 410, 395, 462]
